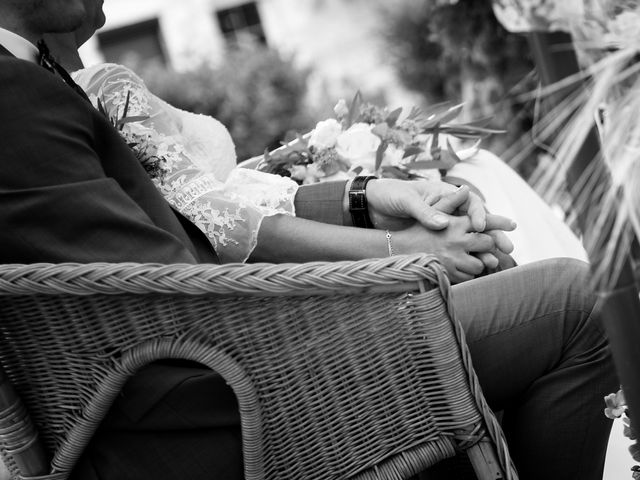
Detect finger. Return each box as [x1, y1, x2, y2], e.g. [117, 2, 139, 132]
[463, 232, 495, 253]
[455, 254, 486, 277]
[431, 185, 470, 214]
[495, 250, 517, 270]
[425, 193, 442, 206]
[484, 214, 517, 232]
[464, 192, 487, 232]
[412, 204, 450, 230]
[450, 270, 475, 284]
[486, 230, 515, 254]
[476, 252, 499, 270]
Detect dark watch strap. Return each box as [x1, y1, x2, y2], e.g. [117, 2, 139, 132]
[348, 175, 377, 228]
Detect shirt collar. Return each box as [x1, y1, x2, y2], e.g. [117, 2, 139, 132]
[0, 27, 38, 62]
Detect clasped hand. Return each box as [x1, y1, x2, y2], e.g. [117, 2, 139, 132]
[365, 178, 516, 283]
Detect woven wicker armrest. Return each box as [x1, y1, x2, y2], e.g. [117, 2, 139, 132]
[0, 254, 516, 480]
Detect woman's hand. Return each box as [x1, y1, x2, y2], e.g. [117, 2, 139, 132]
[364, 178, 516, 273]
[393, 213, 516, 283]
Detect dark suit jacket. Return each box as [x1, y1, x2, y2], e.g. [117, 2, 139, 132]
[0, 49, 218, 264]
[0, 46, 347, 478]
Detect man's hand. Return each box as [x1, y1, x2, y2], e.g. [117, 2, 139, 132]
[365, 178, 488, 232]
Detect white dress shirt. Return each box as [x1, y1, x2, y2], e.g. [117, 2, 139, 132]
[0, 26, 38, 62]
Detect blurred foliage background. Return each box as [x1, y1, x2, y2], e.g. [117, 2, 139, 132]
[140, 37, 317, 161]
[138, 0, 542, 177]
[381, 0, 540, 178]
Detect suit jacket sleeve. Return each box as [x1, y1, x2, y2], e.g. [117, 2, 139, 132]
[294, 181, 348, 225]
[0, 58, 200, 264]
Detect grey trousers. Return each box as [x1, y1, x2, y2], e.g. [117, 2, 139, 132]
[73, 258, 616, 480]
[443, 257, 616, 479]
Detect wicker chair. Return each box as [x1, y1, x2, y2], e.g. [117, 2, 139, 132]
[0, 254, 517, 480]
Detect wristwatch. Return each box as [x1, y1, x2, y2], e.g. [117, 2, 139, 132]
[348, 175, 377, 228]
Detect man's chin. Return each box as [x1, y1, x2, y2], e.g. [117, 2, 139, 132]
[35, 4, 86, 35]
[43, 18, 85, 35]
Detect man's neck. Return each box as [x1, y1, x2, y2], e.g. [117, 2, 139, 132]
[0, 12, 40, 45]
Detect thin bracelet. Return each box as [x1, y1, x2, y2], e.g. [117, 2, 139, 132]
[385, 230, 394, 257]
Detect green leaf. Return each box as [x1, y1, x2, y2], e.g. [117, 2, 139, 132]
[372, 122, 389, 138]
[347, 91, 363, 127]
[421, 101, 452, 117]
[402, 146, 424, 158]
[446, 138, 462, 164]
[375, 141, 388, 172]
[380, 165, 411, 179]
[421, 103, 464, 129]
[430, 128, 441, 158]
[405, 106, 424, 121]
[118, 90, 132, 130]
[97, 98, 107, 117]
[403, 160, 451, 170]
[435, 103, 464, 124]
[385, 107, 402, 127]
[455, 117, 494, 128]
[417, 101, 454, 123]
[439, 124, 505, 135]
[116, 115, 149, 127]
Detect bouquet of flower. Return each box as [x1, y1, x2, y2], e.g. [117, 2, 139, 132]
[256, 92, 503, 184]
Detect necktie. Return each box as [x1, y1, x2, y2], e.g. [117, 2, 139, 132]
[36, 39, 91, 103]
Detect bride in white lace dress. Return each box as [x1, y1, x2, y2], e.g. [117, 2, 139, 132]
[73, 62, 299, 263]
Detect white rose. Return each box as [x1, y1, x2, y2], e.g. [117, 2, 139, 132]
[335, 123, 382, 172]
[382, 144, 405, 167]
[308, 119, 342, 150]
[302, 163, 324, 184]
[289, 165, 308, 182]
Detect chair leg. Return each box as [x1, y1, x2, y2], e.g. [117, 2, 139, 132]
[0, 367, 49, 478]
[466, 438, 505, 480]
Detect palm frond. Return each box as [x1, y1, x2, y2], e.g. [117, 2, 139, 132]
[534, 42, 640, 290]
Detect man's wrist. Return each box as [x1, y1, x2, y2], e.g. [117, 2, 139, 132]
[342, 178, 354, 226]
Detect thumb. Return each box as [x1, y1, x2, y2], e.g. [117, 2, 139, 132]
[413, 203, 450, 230]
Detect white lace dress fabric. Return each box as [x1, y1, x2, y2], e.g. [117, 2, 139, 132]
[72, 63, 299, 263]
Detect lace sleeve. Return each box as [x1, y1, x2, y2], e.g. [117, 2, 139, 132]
[73, 64, 299, 263]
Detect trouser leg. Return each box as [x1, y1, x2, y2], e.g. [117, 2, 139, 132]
[450, 258, 617, 479]
[71, 362, 243, 480]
